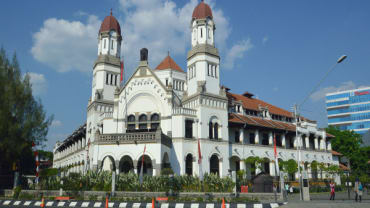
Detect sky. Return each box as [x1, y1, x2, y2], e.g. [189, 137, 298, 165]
[1, 0, 369, 151]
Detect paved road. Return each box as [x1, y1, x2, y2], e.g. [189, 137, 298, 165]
[281, 201, 370, 208]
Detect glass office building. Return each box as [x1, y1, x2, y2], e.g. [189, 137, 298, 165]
[326, 86, 370, 136]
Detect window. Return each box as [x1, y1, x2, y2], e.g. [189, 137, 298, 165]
[166, 79, 168, 86]
[185, 154, 193, 176]
[127, 124, 135, 131]
[128, 115, 135, 122]
[249, 133, 255, 144]
[215, 66, 217, 78]
[214, 123, 219, 140]
[262, 133, 269, 145]
[104, 39, 106, 49]
[106, 73, 109, 84]
[150, 114, 160, 130]
[110, 74, 113, 85]
[139, 123, 147, 130]
[185, 120, 193, 138]
[209, 122, 213, 139]
[201, 28, 203, 38]
[139, 114, 147, 122]
[111, 40, 114, 49]
[235, 131, 240, 143]
[210, 155, 219, 175]
[114, 75, 117, 86]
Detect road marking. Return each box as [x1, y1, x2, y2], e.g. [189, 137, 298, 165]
[81, 202, 90, 207]
[46, 201, 54, 206]
[119, 202, 127, 208]
[205, 204, 214, 208]
[94, 202, 102, 207]
[35, 201, 42, 206]
[161, 203, 169, 208]
[176, 203, 184, 208]
[270, 203, 279, 208]
[109, 202, 115, 207]
[14, 201, 21, 205]
[237, 204, 246, 208]
[24, 201, 31, 205]
[58, 201, 66, 207]
[70, 201, 77, 207]
[3, 200, 11, 205]
[191, 203, 199, 208]
[253, 204, 262, 208]
[133, 202, 141, 208]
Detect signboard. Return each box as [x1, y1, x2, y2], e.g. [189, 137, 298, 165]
[355, 91, 370, 96]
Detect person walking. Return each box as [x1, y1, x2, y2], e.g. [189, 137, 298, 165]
[356, 182, 363, 202]
[285, 183, 290, 195]
[329, 181, 335, 200]
[354, 180, 359, 202]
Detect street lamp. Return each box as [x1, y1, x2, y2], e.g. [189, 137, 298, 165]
[294, 55, 347, 200]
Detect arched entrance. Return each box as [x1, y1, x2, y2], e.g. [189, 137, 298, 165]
[210, 154, 219, 175]
[161, 152, 171, 169]
[101, 155, 116, 171]
[230, 156, 241, 172]
[262, 158, 270, 175]
[119, 155, 134, 173]
[185, 154, 193, 176]
[137, 155, 153, 176]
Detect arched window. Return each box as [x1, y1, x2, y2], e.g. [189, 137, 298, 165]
[209, 122, 213, 139]
[151, 114, 160, 130]
[210, 154, 219, 175]
[128, 115, 135, 122]
[139, 114, 147, 122]
[213, 123, 219, 140]
[185, 154, 193, 176]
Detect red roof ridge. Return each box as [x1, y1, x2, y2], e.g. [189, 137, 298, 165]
[155, 55, 184, 72]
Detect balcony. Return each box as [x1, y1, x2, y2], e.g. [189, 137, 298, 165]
[96, 128, 172, 147]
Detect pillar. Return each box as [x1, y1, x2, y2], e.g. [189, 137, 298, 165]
[255, 129, 260, 144]
[270, 161, 275, 176]
[293, 136, 297, 148]
[327, 141, 332, 151]
[269, 132, 273, 145]
[314, 137, 318, 150]
[305, 136, 310, 149]
[240, 128, 244, 144]
[115, 160, 120, 174]
[219, 158, 223, 177]
[282, 134, 286, 147]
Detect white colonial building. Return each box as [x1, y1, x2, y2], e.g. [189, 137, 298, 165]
[53, 1, 340, 181]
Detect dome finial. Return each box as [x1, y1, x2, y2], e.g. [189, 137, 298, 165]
[110, 8, 112, 16]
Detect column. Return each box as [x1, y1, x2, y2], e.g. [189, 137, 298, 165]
[133, 160, 138, 174]
[115, 160, 120, 175]
[268, 132, 273, 145]
[305, 136, 310, 149]
[314, 137, 318, 150]
[240, 128, 244, 144]
[219, 158, 223, 177]
[293, 136, 298, 148]
[255, 129, 260, 144]
[327, 141, 332, 151]
[270, 161, 275, 176]
[322, 138, 326, 150]
[82, 137, 86, 148]
[282, 134, 286, 148]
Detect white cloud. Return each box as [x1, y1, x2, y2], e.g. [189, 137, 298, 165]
[262, 36, 269, 45]
[223, 39, 253, 70]
[31, 15, 100, 73]
[51, 120, 63, 128]
[310, 81, 356, 102]
[26, 72, 47, 95]
[118, 0, 233, 74]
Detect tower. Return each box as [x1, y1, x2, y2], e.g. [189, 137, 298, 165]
[91, 11, 122, 102]
[187, 0, 220, 96]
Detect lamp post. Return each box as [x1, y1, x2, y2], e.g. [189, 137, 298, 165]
[294, 55, 347, 200]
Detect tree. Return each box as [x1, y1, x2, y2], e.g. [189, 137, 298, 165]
[326, 126, 369, 176]
[0, 48, 52, 175]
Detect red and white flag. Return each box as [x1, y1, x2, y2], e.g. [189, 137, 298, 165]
[139, 145, 146, 185]
[198, 140, 203, 180]
[274, 134, 280, 175]
[120, 61, 124, 84]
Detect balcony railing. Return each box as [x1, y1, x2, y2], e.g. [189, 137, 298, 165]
[172, 107, 197, 116]
[100, 112, 113, 119]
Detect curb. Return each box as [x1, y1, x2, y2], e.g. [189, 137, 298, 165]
[0, 200, 287, 208]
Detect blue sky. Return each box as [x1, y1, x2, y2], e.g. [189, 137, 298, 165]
[1, 0, 369, 151]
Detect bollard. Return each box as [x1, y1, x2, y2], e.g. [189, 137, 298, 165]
[105, 196, 109, 208]
[152, 198, 155, 208]
[222, 198, 225, 208]
[40, 197, 45, 208]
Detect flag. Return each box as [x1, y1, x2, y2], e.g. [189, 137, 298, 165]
[198, 140, 203, 181]
[274, 134, 280, 175]
[139, 145, 146, 185]
[120, 61, 124, 83]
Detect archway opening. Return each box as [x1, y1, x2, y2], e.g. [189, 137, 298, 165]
[185, 154, 193, 176]
[137, 155, 153, 176]
[210, 154, 219, 176]
[119, 155, 134, 173]
[230, 156, 240, 172]
[101, 155, 116, 172]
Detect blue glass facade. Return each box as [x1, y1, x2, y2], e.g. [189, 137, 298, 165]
[326, 87, 370, 135]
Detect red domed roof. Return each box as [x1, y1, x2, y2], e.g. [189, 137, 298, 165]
[99, 12, 121, 36]
[192, 1, 213, 20]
